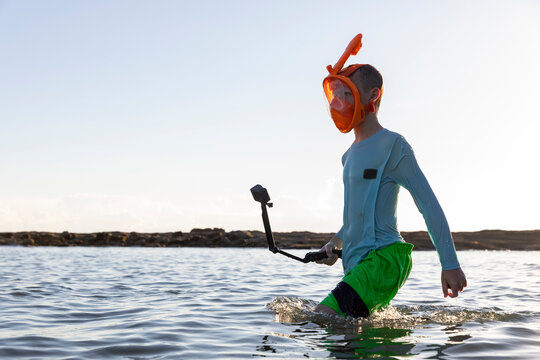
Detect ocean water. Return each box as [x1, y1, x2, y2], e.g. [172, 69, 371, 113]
[0, 247, 539, 359]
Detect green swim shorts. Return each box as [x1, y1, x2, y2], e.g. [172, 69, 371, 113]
[320, 242, 413, 317]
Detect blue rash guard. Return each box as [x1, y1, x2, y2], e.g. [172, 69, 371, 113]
[335, 128, 460, 274]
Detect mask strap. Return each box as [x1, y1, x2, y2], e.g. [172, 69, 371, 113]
[338, 64, 364, 77]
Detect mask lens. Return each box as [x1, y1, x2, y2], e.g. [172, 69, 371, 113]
[323, 78, 356, 130]
[324, 79, 355, 116]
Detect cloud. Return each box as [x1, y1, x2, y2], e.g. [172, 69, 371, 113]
[0, 194, 186, 232]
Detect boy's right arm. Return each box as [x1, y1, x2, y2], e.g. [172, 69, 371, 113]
[316, 234, 342, 266]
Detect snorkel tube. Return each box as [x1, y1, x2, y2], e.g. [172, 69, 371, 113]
[326, 33, 364, 75]
[250, 184, 342, 263]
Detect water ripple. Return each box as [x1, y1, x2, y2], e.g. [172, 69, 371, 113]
[0, 248, 539, 359]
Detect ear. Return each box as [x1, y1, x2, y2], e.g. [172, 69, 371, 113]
[369, 88, 382, 104]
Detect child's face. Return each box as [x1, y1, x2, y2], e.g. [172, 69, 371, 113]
[327, 80, 355, 118]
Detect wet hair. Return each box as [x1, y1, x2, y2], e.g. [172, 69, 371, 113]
[350, 64, 383, 107]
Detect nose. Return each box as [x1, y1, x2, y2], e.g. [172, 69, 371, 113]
[330, 97, 345, 111]
[329, 96, 354, 118]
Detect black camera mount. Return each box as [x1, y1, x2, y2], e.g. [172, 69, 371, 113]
[250, 184, 341, 263]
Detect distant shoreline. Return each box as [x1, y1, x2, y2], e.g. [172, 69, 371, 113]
[1, 229, 539, 250]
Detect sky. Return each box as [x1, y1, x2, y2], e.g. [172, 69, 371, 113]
[1, 0, 539, 233]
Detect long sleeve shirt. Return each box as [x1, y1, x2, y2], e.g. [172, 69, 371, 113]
[336, 128, 460, 273]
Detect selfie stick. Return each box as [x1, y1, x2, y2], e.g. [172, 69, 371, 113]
[250, 184, 342, 263]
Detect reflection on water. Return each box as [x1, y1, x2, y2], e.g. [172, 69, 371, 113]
[324, 326, 415, 359]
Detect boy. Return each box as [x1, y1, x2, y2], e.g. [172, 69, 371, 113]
[314, 34, 467, 318]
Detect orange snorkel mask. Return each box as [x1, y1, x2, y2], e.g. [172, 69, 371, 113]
[323, 34, 381, 133]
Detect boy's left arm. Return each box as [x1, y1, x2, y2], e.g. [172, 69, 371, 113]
[441, 267, 467, 298]
[392, 139, 467, 297]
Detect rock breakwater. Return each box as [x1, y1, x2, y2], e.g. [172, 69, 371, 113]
[1, 229, 539, 250]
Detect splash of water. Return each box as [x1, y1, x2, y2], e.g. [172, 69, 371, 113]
[267, 296, 525, 330]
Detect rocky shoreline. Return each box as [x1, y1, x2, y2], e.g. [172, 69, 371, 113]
[1, 229, 539, 250]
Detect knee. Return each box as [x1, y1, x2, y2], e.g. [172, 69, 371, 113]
[314, 304, 338, 315]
